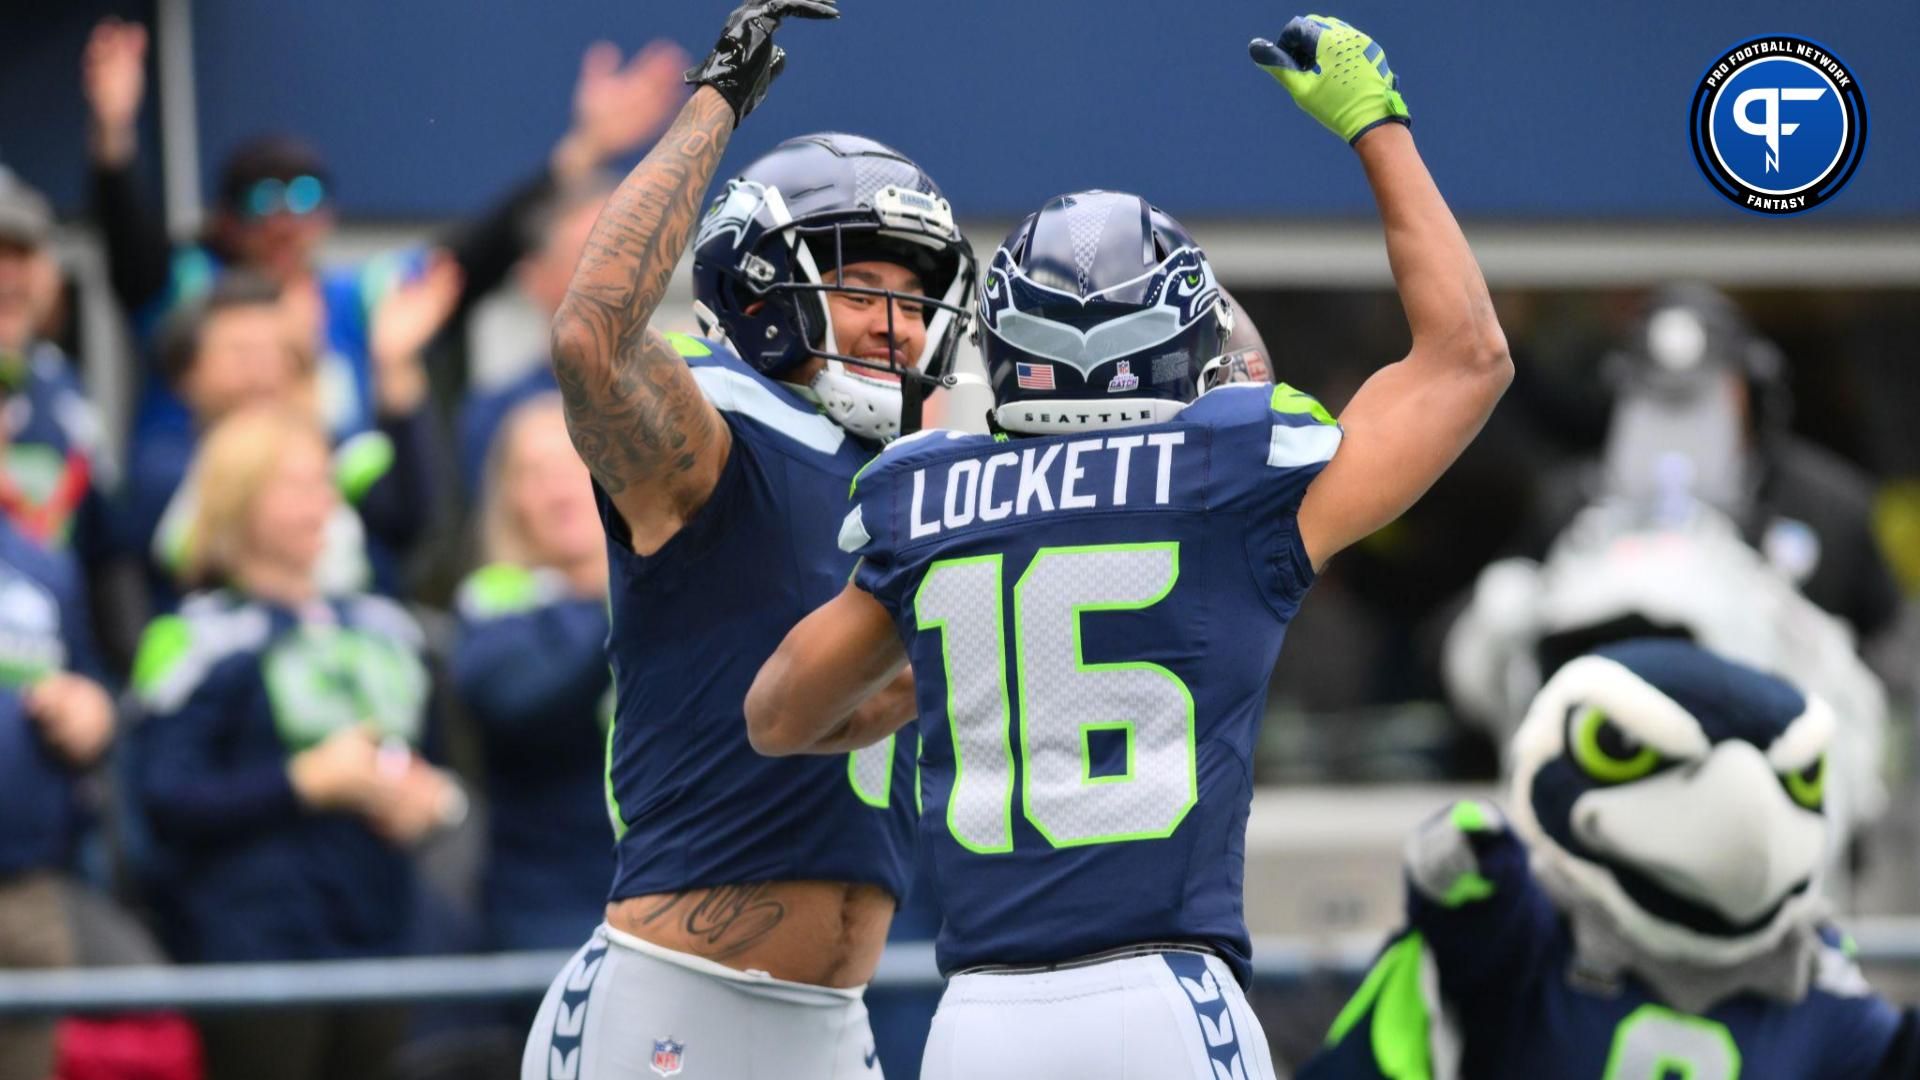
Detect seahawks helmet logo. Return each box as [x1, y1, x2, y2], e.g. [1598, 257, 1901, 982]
[977, 249, 1016, 333]
[697, 180, 772, 251]
[1158, 250, 1219, 323]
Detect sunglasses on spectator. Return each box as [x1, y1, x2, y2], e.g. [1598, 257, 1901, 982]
[241, 175, 328, 218]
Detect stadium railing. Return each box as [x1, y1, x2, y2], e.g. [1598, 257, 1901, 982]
[7, 920, 1920, 1015]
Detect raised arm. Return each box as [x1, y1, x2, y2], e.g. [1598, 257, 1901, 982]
[548, 87, 732, 554]
[1253, 16, 1512, 570]
[549, 1, 837, 554]
[82, 18, 174, 316]
[746, 583, 915, 756]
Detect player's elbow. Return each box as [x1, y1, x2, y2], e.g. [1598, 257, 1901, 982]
[548, 304, 603, 379]
[746, 716, 804, 757]
[744, 674, 805, 757]
[1473, 328, 1514, 392]
[1433, 322, 1513, 394]
[1454, 314, 1511, 375]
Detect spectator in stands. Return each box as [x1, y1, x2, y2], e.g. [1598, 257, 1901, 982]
[82, 18, 690, 442]
[452, 394, 611, 951]
[456, 177, 613, 493]
[132, 264, 455, 604]
[0, 168, 116, 563]
[129, 406, 459, 1080]
[0, 422, 115, 1080]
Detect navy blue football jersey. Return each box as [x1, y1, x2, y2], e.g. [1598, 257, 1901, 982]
[844, 382, 1343, 984]
[1300, 805, 1918, 1080]
[598, 334, 917, 904]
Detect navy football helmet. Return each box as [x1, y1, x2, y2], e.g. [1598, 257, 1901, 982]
[692, 133, 976, 440]
[978, 190, 1232, 435]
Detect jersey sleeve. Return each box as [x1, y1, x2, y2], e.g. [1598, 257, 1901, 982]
[590, 412, 756, 574]
[841, 429, 970, 613]
[843, 442, 906, 609]
[588, 334, 774, 572]
[1192, 383, 1343, 617]
[1209, 382, 1343, 509]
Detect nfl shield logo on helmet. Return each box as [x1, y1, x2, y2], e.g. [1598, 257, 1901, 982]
[1106, 359, 1140, 393]
[650, 1037, 685, 1077]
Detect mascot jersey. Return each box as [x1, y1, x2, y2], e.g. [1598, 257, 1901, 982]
[1298, 808, 1918, 1080]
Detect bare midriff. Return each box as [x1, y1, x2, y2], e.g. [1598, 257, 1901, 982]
[607, 879, 896, 989]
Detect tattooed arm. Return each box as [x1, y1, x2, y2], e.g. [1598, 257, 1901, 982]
[550, 2, 836, 555]
[549, 87, 735, 556]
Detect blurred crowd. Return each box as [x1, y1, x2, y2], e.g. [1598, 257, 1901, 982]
[0, 19, 689, 1080]
[1, 15, 1915, 1080]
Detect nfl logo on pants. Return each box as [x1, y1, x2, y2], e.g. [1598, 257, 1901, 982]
[651, 1037, 685, 1077]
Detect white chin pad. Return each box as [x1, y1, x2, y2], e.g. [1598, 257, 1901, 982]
[812, 366, 904, 441]
[1572, 740, 1824, 926]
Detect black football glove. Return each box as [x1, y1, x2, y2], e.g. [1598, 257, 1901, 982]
[684, 0, 840, 127]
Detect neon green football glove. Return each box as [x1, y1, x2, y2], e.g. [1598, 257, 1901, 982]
[1250, 14, 1410, 145]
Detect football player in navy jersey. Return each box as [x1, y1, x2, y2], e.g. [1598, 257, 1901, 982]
[521, 2, 982, 1078]
[1301, 640, 1920, 1079]
[746, 14, 1510, 1079]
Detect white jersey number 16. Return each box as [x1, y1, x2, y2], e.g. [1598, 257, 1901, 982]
[915, 542, 1197, 852]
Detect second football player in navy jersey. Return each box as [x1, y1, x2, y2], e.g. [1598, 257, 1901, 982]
[522, 3, 982, 1078]
[748, 14, 1511, 1079]
[838, 378, 1337, 987]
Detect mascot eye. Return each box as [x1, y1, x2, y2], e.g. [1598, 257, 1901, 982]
[1783, 755, 1826, 810]
[1569, 706, 1661, 783]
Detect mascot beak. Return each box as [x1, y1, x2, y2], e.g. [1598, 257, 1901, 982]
[1570, 740, 1824, 925]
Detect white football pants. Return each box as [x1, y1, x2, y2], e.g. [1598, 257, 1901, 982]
[920, 950, 1278, 1080]
[523, 924, 881, 1079]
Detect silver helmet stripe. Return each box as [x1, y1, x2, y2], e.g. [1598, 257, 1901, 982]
[987, 246, 1219, 378]
[992, 306, 1187, 378]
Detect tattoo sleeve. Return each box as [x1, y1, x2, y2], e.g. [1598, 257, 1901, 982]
[549, 87, 735, 517]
